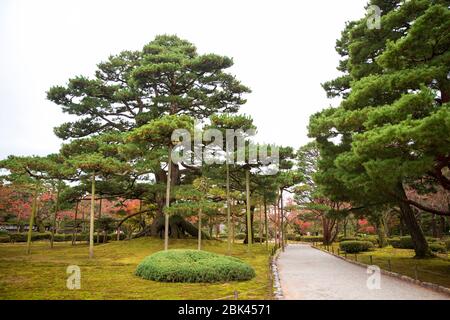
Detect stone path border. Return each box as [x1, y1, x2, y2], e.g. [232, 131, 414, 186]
[312, 244, 450, 297]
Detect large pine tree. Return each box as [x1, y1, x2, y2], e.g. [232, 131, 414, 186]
[47, 35, 251, 238]
[309, 0, 449, 257]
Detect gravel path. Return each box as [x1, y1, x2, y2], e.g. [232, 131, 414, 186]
[277, 244, 450, 300]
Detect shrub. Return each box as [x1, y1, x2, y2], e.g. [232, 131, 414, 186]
[9, 233, 26, 242]
[0, 235, 10, 243]
[286, 234, 297, 241]
[10, 232, 51, 242]
[362, 235, 379, 245]
[294, 235, 302, 241]
[135, 249, 255, 283]
[235, 233, 246, 240]
[445, 239, 450, 250]
[388, 236, 414, 249]
[35, 232, 52, 241]
[9, 232, 77, 242]
[339, 240, 374, 253]
[252, 236, 266, 243]
[339, 236, 378, 245]
[72, 233, 89, 242]
[53, 234, 73, 242]
[429, 243, 447, 254]
[388, 237, 400, 247]
[339, 237, 360, 242]
[300, 236, 323, 242]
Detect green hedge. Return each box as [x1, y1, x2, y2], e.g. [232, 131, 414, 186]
[9, 232, 51, 242]
[5, 232, 126, 243]
[285, 234, 302, 241]
[388, 236, 449, 252]
[300, 236, 323, 242]
[339, 236, 379, 245]
[388, 236, 414, 249]
[135, 249, 255, 283]
[339, 237, 359, 242]
[339, 240, 374, 253]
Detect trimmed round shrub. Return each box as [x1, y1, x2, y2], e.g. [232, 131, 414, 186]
[362, 235, 379, 246]
[429, 243, 447, 254]
[0, 235, 10, 243]
[300, 236, 323, 242]
[339, 237, 359, 242]
[135, 249, 255, 283]
[339, 240, 374, 253]
[388, 236, 414, 249]
[339, 236, 379, 245]
[294, 235, 302, 241]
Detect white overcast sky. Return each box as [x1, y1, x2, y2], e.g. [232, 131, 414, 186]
[0, 0, 368, 159]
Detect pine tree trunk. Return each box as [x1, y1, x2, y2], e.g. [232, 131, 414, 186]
[198, 207, 202, 250]
[226, 162, 231, 254]
[97, 198, 102, 244]
[164, 146, 172, 251]
[439, 216, 445, 238]
[322, 217, 329, 245]
[280, 189, 285, 251]
[50, 184, 60, 249]
[82, 205, 85, 233]
[395, 183, 430, 258]
[232, 212, 235, 244]
[244, 206, 255, 244]
[343, 217, 348, 237]
[274, 201, 278, 247]
[89, 173, 96, 259]
[259, 204, 263, 244]
[431, 214, 437, 238]
[376, 215, 387, 248]
[245, 169, 252, 251]
[26, 187, 38, 255]
[264, 195, 269, 250]
[72, 201, 79, 245]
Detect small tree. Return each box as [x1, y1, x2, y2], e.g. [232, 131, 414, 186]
[61, 137, 130, 258]
[128, 114, 194, 250]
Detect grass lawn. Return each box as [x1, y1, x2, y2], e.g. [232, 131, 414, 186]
[0, 238, 273, 300]
[316, 243, 450, 289]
